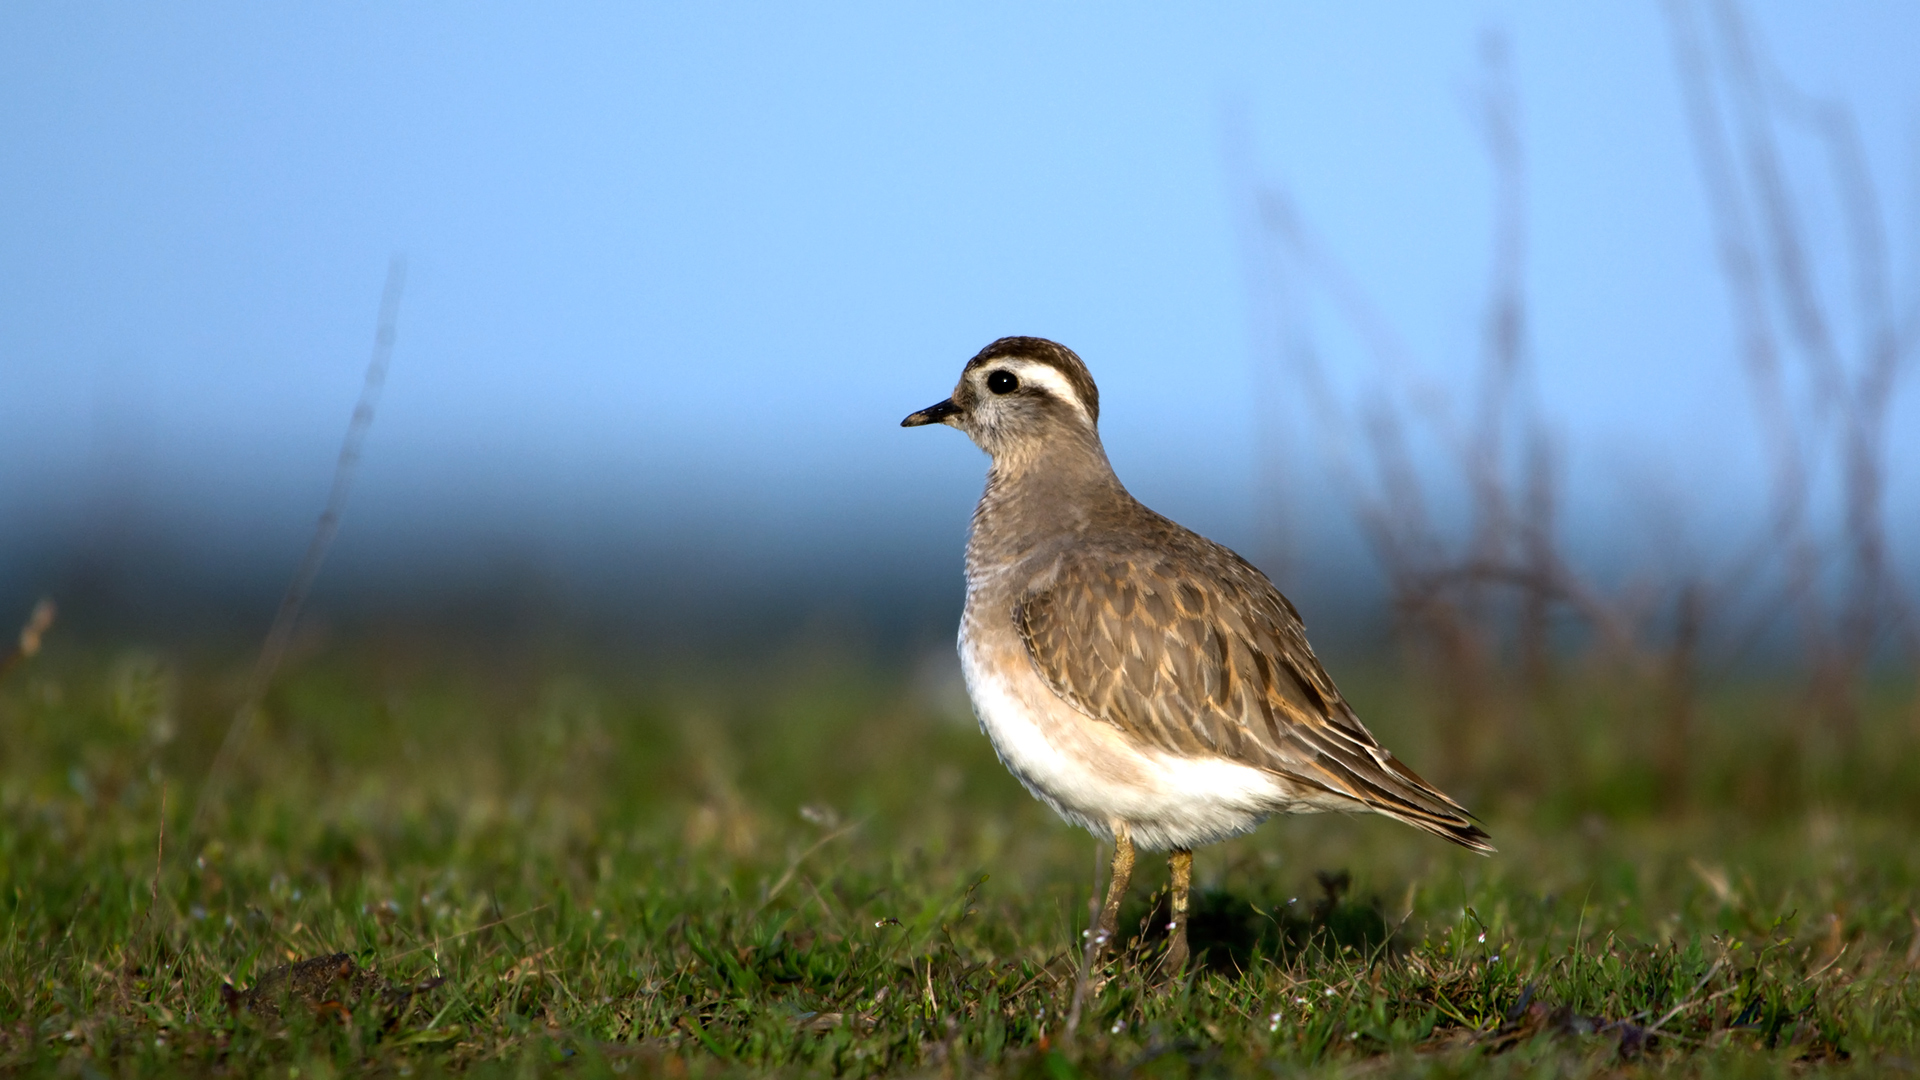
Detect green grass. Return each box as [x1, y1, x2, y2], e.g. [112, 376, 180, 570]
[2, 636, 1918, 1076]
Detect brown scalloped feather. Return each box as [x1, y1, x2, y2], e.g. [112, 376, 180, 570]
[1015, 515, 1494, 855]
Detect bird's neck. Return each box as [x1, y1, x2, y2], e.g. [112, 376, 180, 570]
[967, 434, 1128, 579]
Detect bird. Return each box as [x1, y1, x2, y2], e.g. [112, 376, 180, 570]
[902, 336, 1492, 972]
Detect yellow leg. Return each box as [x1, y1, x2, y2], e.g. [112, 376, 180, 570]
[1164, 849, 1192, 972]
[1093, 825, 1134, 956]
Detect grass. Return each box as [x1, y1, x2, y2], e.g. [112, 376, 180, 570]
[2, 632, 1918, 1077]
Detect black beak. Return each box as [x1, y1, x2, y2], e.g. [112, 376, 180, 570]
[901, 398, 961, 427]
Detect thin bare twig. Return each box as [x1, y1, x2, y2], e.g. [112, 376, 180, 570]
[152, 780, 166, 919]
[1669, 0, 1916, 740]
[191, 256, 407, 836]
[1231, 2, 1917, 809]
[1062, 843, 1106, 1045]
[758, 821, 859, 912]
[385, 904, 552, 964]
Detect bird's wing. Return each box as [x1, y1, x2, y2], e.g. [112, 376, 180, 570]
[1015, 542, 1492, 852]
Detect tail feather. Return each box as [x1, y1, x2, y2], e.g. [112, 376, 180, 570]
[1374, 756, 1495, 853]
[1303, 752, 1496, 854]
[1382, 805, 1496, 854]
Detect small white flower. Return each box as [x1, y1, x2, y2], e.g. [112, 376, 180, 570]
[1294, 996, 1307, 1005]
[1477, 933, 1486, 943]
[1324, 987, 1336, 997]
[1111, 1020, 1124, 1034]
[1348, 1031, 1360, 1040]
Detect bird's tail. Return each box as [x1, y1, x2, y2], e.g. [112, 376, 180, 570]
[1364, 755, 1495, 854]
[1301, 747, 1495, 854]
[1381, 802, 1495, 854]
[1268, 706, 1495, 853]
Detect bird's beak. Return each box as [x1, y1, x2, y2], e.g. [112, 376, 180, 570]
[901, 398, 961, 427]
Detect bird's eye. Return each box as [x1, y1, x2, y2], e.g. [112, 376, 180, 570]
[986, 369, 1018, 394]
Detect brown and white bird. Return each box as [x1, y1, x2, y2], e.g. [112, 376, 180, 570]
[903, 336, 1491, 971]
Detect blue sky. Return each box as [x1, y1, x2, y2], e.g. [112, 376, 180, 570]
[1, 3, 1915, 616]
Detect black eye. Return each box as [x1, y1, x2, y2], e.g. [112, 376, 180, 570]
[986, 369, 1018, 395]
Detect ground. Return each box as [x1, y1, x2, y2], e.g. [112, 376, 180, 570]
[1, 634, 1916, 1076]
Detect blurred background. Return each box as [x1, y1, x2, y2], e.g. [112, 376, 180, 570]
[2, 2, 1917, 793]
[6, 15, 1920, 1070]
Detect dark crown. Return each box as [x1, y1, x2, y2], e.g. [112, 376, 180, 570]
[963, 337, 1100, 424]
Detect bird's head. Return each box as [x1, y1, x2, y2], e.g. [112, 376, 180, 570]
[901, 337, 1102, 466]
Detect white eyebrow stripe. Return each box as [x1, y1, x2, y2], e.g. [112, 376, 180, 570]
[997, 359, 1091, 421]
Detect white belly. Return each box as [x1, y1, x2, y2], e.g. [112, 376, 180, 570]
[959, 622, 1315, 851]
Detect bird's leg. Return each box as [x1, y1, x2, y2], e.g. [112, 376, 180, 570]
[1093, 825, 1134, 958]
[1163, 849, 1193, 972]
